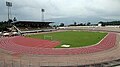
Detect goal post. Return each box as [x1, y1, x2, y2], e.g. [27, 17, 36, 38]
[44, 35, 53, 40]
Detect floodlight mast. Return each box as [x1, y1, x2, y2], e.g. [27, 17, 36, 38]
[41, 9, 45, 22]
[6, 1, 12, 21]
[7, 5, 10, 21]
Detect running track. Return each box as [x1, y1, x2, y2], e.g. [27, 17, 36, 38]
[0, 33, 116, 55]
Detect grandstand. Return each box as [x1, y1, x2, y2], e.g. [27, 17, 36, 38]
[12, 21, 54, 31]
[11, 21, 56, 34]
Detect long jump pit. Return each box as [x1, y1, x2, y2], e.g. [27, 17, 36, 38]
[0, 32, 120, 67]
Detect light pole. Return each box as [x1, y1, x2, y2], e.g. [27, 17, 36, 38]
[6, 1, 12, 21]
[41, 9, 45, 22]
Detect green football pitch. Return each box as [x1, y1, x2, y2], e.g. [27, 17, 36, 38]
[26, 31, 107, 48]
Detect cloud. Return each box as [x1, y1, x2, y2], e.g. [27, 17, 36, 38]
[0, 0, 120, 22]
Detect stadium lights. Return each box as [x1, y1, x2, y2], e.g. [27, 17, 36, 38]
[41, 9, 45, 22]
[6, 1, 12, 21]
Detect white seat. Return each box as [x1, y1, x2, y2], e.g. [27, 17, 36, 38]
[12, 32, 18, 35]
[0, 32, 2, 34]
[3, 33, 10, 36]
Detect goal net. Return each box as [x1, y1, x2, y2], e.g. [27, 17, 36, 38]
[44, 35, 53, 40]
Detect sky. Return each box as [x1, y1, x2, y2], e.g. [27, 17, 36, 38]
[0, 0, 120, 24]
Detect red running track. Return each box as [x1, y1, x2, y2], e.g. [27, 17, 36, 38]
[11, 36, 60, 48]
[0, 33, 116, 55]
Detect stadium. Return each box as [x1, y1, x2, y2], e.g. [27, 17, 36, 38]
[0, 1, 120, 67]
[0, 25, 120, 67]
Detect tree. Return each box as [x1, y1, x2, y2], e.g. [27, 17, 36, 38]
[74, 22, 77, 25]
[98, 21, 103, 24]
[78, 23, 83, 26]
[59, 23, 64, 27]
[7, 19, 13, 23]
[13, 17, 17, 21]
[98, 21, 105, 26]
[87, 22, 91, 26]
[83, 23, 86, 26]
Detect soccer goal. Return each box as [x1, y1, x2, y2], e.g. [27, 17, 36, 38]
[44, 35, 53, 40]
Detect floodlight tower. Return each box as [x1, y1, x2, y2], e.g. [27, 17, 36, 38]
[41, 9, 45, 22]
[6, 1, 12, 21]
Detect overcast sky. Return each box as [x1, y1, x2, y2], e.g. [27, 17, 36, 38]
[0, 0, 120, 24]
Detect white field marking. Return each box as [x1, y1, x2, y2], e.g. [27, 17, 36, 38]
[61, 45, 70, 48]
[96, 33, 109, 45]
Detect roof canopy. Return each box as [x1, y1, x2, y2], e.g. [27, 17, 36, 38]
[12, 21, 54, 24]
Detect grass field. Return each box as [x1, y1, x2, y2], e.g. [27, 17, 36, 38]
[26, 31, 107, 48]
